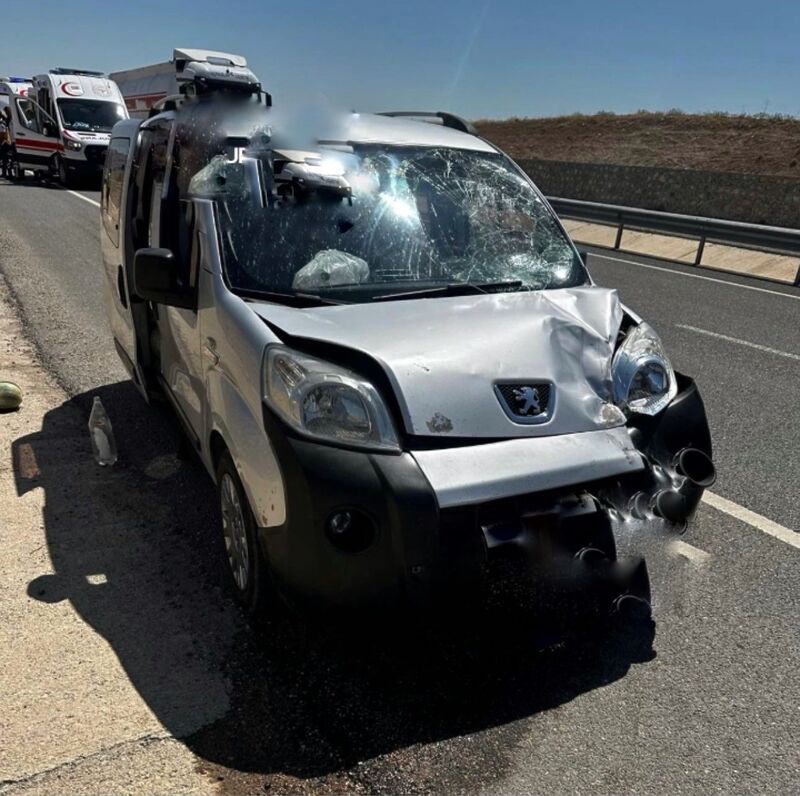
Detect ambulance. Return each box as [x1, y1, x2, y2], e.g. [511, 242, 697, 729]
[8, 68, 127, 186]
[0, 77, 31, 180]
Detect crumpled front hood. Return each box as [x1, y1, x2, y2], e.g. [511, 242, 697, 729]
[251, 287, 625, 438]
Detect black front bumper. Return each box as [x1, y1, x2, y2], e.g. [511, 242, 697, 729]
[260, 375, 713, 612]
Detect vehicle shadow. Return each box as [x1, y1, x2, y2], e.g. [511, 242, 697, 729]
[16, 381, 655, 788]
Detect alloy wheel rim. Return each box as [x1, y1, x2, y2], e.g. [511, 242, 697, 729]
[220, 473, 250, 592]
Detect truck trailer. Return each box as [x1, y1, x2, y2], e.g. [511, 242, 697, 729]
[110, 48, 260, 118]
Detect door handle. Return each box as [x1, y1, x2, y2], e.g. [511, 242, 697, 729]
[203, 338, 219, 367]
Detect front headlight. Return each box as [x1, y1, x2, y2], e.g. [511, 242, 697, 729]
[63, 138, 83, 151]
[263, 345, 400, 452]
[612, 322, 677, 416]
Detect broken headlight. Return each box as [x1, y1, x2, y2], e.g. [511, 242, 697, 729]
[612, 322, 677, 416]
[263, 345, 400, 452]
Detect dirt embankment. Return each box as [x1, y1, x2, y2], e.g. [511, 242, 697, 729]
[475, 112, 800, 178]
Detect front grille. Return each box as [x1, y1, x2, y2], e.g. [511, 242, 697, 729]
[495, 382, 552, 421]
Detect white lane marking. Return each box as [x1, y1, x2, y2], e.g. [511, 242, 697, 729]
[67, 190, 101, 208]
[590, 252, 800, 301]
[702, 491, 800, 550]
[669, 539, 711, 566]
[676, 323, 800, 362]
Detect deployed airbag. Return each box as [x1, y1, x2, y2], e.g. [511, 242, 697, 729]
[292, 249, 369, 291]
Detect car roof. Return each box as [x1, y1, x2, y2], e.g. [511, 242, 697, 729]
[137, 100, 495, 155]
[339, 112, 494, 153]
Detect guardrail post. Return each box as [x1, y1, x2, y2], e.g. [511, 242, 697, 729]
[695, 236, 706, 266]
[614, 223, 624, 250]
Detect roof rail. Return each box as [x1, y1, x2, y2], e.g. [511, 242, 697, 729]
[377, 111, 478, 136]
[50, 68, 105, 77]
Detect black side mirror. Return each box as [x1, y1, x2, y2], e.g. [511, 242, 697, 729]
[578, 249, 589, 267]
[133, 248, 195, 309]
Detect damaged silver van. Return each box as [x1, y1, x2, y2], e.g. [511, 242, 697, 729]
[101, 76, 715, 620]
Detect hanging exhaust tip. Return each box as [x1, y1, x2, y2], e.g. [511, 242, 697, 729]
[673, 447, 716, 488]
[612, 593, 652, 621]
[574, 546, 608, 566]
[652, 448, 716, 523]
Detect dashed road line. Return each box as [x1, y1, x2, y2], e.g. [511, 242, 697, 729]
[677, 323, 800, 362]
[66, 190, 101, 208]
[590, 252, 800, 301]
[702, 491, 799, 550]
[670, 539, 711, 566]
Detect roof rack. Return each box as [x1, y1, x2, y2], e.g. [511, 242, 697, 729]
[50, 68, 105, 77]
[377, 111, 478, 136]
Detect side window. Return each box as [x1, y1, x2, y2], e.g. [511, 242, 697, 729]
[15, 98, 40, 134]
[15, 97, 57, 136]
[102, 137, 131, 246]
[147, 128, 170, 247]
[38, 88, 57, 137]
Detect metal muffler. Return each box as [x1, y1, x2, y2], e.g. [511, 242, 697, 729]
[651, 448, 716, 523]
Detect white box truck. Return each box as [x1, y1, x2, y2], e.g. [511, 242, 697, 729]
[110, 48, 260, 118]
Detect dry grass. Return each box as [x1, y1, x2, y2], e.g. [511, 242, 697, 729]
[475, 111, 800, 177]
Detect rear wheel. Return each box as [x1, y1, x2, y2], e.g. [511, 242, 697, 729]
[216, 452, 271, 618]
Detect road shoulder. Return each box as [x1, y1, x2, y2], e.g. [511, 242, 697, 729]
[0, 273, 221, 795]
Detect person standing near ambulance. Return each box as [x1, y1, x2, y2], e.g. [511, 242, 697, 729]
[0, 106, 12, 178]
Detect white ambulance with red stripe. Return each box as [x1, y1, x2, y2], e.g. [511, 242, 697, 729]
[7, 68, 127, 186]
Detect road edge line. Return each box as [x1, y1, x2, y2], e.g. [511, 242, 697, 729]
[590, 252, 800, 301]
[66, 190, 101, 208]
[702, 491, 799, 550]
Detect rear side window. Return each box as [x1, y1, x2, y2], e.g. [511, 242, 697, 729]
[102, 137, 131, 246]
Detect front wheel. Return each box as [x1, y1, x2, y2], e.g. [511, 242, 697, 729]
[7, 151, 21, 181]
[216, 452, 272, 618]
[54, 155, 75, 188]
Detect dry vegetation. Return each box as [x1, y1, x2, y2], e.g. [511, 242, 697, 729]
[475, 111, 800, 177]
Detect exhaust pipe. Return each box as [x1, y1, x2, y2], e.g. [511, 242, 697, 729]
[651, 448, 716, 523]
[673, 447, 716, 488]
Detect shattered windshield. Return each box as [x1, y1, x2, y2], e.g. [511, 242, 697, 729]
[195, 145, 586, 302]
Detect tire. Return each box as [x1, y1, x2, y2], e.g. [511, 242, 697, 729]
[216, 452, 271, 617]
[55, 155, 75, 188]
[8, 153, 21, 182]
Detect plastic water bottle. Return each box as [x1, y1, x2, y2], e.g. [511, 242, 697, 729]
[88, 396, 117, 466]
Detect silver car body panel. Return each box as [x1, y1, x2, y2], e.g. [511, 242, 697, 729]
[250, 286, 624, 440]
[411, 427, 644, 508]
[193, 202, 288, 528]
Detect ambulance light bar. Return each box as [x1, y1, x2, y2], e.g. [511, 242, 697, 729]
[50, 68, 105, 77]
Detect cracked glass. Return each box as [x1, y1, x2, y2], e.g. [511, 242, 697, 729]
[199, 146, 587, 301]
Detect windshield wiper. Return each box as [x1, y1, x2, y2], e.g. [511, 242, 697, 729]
[233, 287, 347, 307]
[371, 280, 524, 302]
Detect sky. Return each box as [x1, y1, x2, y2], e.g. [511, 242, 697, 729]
[2, 0, 799, 120]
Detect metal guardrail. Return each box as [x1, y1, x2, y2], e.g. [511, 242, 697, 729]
[547, 197, 800, 286]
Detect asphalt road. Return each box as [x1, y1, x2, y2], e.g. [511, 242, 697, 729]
[1, 176, 798, 795]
